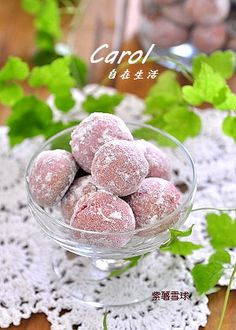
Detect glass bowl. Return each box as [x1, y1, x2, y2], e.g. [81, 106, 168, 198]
[139, 0, 236, 69]
[25, 122, 196, 306]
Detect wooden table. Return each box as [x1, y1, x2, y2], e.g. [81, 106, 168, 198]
[0, 1, 236, 329]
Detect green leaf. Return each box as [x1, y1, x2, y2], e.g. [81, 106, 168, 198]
[70, 56, 88, 88]
[145, 71, 183, 114]
[29, 57, 76, 110]
[209, 249, 231, 264]
[192, 262, 223, 294]
[160, 226, 202, 256]
[35, 0, 61, 39]
[55, 94, 75, 112]
[21, 0, 41, 14]
[103, 312, 108, 330]
[35, 31, 55, 51]
[181, 86, 202, 106]
[0, 57, 29, 82]
[206, 213, 236, 249]
[163, 106, 201, 142]
[7, 96, 52, 146]
[82, 94, 124, 114]
[193, 51, 236, 79]
[183, 63, 227, 107]
[222, 116, 236, 141]
[108, 254, 149, 278]
[33, 49, 61, 66]
[0, 83, 24, 106]
[161, 240, 202, 256]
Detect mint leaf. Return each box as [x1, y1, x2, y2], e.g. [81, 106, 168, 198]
[163, 106, 201, 142]
[182, 63, 227, 106]
[192, 262, 223, 294]
[193, 51, 236, 79]
[161, 240, 202, 256]
[215, 86, 236, 110]
[22, 0, 41, 14]
[29, 56, 76, 111]
[222, 116, 236, 141]
[145, 71, 183, 114]
[209, 249, 231, 264]
[160, 226, 202, 256]
[0, 57, 29, 81]
[206, 213, 236, 249]
[70, 56, 88, 88]
[29, 56, 76, 94]
[82, 94, 124, 114]
[7, 96, 52, 146]
[35, 0, 61, 40]
[108, 254, 149, 278]
[36, 31, 55, 52]
[0, 83, 24, 106]
[55, 94, 75, 112]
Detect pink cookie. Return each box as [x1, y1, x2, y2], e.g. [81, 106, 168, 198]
[150, 16, 188, 48]
[154, 0, 178, 5]
[135, 140, 171, 180]
[71, 191, 136, 248]
[29, 150, 77, 207]
[162, 3, 193, 27]
[61, 175, 98, 221]
[70, 113, 133, 172]
[128, 178, 181, 231]
[191, 23, 226, 53]
[91, 140, 149, 197]
[185, 0, 230, 25]
[228, 38, 236, 51]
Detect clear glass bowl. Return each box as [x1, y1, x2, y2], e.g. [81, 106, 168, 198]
[25, 122, 196, 306]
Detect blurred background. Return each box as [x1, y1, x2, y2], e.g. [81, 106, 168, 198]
[1, 0, 236, 124]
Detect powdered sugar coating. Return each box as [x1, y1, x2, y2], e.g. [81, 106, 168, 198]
[61, 175, 98, 222]
[70, 113, 133, 172]
[91, 140, 149, 197]
[128, 178, 181, 231]
[71, 191, 136, 248]
[135, 140, 171, 180]
[29, 150, 77, 207]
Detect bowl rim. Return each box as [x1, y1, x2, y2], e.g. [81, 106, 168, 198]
[25, 121, 197, 236]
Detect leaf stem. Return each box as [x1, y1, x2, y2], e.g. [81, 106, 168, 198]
[191, 207, 236, 213]
[217, 263, 236, 330]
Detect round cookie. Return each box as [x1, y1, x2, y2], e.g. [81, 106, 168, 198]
[154, 0, 178, 5]
[61, 175, 98, 222]
[149, 16, 188, 48]
[135, 140, 171, 180]
[162, 3, 193, 27]
[28, 149, 77, 207]
[191, 23, 226, 53]
[71, 191, 136, 248]
[91, 140, 149, 196]
[185, 0, 230, 25]
[128, 177, 181, 231]
[70, 113, 133, 172]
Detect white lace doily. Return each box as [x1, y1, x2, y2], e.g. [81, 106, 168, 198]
[0, 86, 235, 329]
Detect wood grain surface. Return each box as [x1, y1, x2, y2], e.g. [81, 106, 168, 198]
[0, 1, 235, 329]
